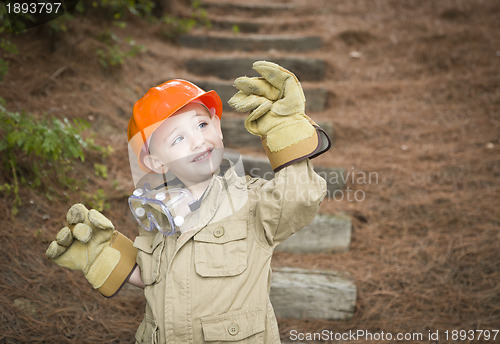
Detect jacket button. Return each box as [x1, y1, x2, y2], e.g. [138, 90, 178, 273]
[213, 226, 224, 238]
[228, 324, 239, 336]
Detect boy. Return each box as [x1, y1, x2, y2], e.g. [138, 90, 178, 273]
[46, 61, 331, 343]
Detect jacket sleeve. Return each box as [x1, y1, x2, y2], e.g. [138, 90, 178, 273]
[254, 159, 327, 247]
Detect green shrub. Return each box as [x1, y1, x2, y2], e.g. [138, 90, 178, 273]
[0, 5, 19, 82]
[0, 105, 103, 216]
[0, 37, 18, 81]
[80, 0, 155, 20]
[96, 30, 145, 68]
[94, 163, 108, 178]
[161, 15, 197, 40]
[161, 0, 211, 40]
[84, 188, 110, 212]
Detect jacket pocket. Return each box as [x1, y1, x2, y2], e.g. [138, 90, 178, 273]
[133, 232, 164, 285]
[135, 314, 159, 344]
[201, 307, 265, 342]
[194, 220, 247, 277]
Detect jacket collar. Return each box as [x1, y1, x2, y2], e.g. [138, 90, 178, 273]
[178, 158, 247, 236]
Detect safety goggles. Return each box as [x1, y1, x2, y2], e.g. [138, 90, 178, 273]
[128, 184, 196, 236]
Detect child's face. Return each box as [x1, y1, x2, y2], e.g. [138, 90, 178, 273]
[145, 102, 224, 186]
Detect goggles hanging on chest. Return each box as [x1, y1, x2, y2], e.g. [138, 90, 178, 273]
[128, 184, 198, 236]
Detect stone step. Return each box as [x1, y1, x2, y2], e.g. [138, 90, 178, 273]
[221, 117, 334, 147]
[178, 34, 322, 52]
[220, 117, 262, 149]
[206, 17, 317, 34]
[235, 154, 345, 196]
[202, 2, 296, 16]
[194, 80, 327, 112]
[185, 57, 326, 81]
[270, 267, 356, 320]
[208, 18, 262, 33]
[275, 214, 351, 254]
[204, 16, 318, 34]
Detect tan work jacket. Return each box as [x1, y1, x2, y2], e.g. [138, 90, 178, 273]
[133, 159, 327, 343]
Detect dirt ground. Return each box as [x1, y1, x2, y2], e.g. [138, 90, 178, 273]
[0, 0, 499, 343]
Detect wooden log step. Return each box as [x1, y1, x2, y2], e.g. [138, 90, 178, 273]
[275, 214, 351, 254]
[270, 267, 356, 320]
[194, 80, 328, 112]
[184, 57, 326, 81]
[178, 34, 322, 52]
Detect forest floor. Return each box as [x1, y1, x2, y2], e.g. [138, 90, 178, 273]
[0, 0, 499, 343]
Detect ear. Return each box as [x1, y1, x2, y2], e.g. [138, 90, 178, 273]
[211, 115, 223, 140]
[143, 154, 168, 174]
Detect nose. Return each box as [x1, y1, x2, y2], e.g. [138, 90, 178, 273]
[189, 132, 205, 150]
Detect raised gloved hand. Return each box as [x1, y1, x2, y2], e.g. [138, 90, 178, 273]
[46, 204, 137, 297]
[228, 61, 330, 171]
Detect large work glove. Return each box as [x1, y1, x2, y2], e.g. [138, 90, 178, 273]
[46, 204, 137, 297]
[228, 60, 331, 171]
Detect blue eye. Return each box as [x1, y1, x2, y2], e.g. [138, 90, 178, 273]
[198, 122, 208, 129]
[172, 136, 183, 145]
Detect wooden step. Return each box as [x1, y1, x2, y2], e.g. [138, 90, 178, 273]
[185, 57, 326, 81]
[234, 154, 345, 197]
[270, 267, 356, 320]
[178, 34, 322, 52]
[194, 80, 327, 112]
[275, 214, 351, 253]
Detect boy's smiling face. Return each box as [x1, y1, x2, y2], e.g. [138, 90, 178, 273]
[144, 102, 224, 188]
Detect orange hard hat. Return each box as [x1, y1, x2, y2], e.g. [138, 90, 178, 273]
[128, 79, 223, 172]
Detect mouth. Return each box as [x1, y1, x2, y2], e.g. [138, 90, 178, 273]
[192, 148, 213, 162]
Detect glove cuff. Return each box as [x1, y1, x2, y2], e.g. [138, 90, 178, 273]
[263, 117, 331, 172]
[97, 231, 138, 298]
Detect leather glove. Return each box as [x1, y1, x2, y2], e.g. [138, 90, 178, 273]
[228, 61, 331, 171]
[46, 204, 137, 297]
